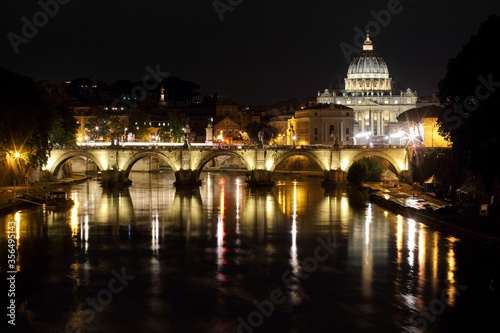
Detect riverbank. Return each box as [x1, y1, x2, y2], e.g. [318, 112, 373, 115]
[366, 183, 500, 246]
[0, 175, 89, 215]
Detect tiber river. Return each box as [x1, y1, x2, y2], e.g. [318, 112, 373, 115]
[1, 172, 499, 333]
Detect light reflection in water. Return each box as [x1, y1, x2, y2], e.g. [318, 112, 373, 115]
[235, 178, 241, 244]
[4, 175, 493, 333]
[396, 214, 403, 258]
[287, 180, 302, 306]
[417, 225, 426, 307]
[216, 177, 226, 281]
[290, 181, 298, 275]
[70, 193, 79, 240]
[152, 212, 159, 255]
[432, 231, 439, 294]
[446, 236, 459, 306]
[362, 203, 373, 299]
[407, 219, 416, 267]
[15, 211, 21, 271]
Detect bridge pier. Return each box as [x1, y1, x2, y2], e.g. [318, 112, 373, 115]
[246, 170, 274, 187]
[321, 170, 347, 187]
[174, 170, 201, 187]
[100, 170, 131, 187]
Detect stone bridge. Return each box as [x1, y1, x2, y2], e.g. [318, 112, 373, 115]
[46, 144, 409, 186]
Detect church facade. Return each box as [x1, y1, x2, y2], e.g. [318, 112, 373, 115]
[315, 35, 417, 144]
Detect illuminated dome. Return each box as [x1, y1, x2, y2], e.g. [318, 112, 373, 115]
[345, 35, 391, 92]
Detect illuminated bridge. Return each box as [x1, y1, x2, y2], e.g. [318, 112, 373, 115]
[46, 143, 409, 186]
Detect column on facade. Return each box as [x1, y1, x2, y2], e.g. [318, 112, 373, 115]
[376, 111, 381, 136]
[340, 121, 344, 143]
[381, 111, 386, 136]
[369, 110, 374, 134]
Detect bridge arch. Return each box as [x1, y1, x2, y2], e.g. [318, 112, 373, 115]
[194, 150, 251, 177]
[347, 151, 405, 174]
[49, 150, 105, 176]
[270, 150, 328, 172]
[121, 151, 180, 178]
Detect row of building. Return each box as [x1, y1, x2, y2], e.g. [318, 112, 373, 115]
[47, 34, 449, 149]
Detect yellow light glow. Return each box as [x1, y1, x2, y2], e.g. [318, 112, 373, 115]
[396, 214, 403, 252]
[266, 160, 273, 171]
[446, 236, 458, 306]
[71, 193, 79, 239]
[14, 153, 20, 158]
[340, 159, 349, 171]
[44, 157, 55, 171]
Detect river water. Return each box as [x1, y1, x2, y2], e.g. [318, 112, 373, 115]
[1, 172, 499, 333]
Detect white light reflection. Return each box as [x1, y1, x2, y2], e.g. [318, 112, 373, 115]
[80, 215, 89, 253]
[152, 212, 159, 255]
[362, 203, 373, 299]
[365, 203, 372, 246]
[151, 212, 161, 296]
[288, 180, 302, 305]
[407, 219, 416, 267]
[417, 225, 426, 308]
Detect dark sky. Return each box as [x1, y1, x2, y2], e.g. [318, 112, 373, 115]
[2, 0, 499, 105]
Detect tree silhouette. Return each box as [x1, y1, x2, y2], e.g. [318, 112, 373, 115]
[437, 15, 500, 195]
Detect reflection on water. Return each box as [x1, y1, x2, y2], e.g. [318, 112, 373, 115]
[0, 172, 499, 333]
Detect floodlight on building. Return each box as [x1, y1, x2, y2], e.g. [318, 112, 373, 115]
[355, 131, 372, 138]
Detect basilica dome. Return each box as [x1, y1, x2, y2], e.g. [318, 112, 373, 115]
[345, 35, 391, 92]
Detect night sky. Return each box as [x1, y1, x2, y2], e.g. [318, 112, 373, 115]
[2, 0, 499, 105]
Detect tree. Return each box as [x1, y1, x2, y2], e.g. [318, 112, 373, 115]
[361, 157, 383, 182]
[49, 103, 78, 146]
[437, 15, 500, 195]
[163, 111, 187, 143]
[129, 108, 151, 141]
[85, 107, 111, 141]
[245, 122, 278, 144]
[0, 68, 76, 174]
[347, 160, 368, 188]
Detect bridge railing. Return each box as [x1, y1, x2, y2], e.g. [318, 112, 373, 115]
[52, 143, 407, 150]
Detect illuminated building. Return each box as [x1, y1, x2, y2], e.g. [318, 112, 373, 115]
[316, 34, 418, 144]
[396, 105, 451, 148]
[285, 105, 354, 145]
